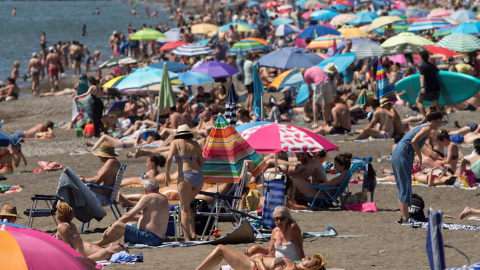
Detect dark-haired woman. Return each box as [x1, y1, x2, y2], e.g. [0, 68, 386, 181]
[391, 109, 443, 224]
[433, 130, 459, 173]
[165, 124, 204, 242]
[121, 155, 166, 187]
[75, 76, 106, 137]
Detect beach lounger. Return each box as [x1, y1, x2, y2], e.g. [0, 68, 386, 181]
[261, 173, 287, 229]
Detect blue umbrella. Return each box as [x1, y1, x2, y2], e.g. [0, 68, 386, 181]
[426, 209, 446, 270]
[452, 21, 480, 35]
[413, 9, 430, 17]
[196, 38, 210, 46]
[224, 83, 238, 126]
[149, 61, 188, 72]
[191, 61, 240, 78]
[326, 38, 379, 56]
[330, 4, 350, 11]
[449, 10, 477, 22]
[275, 24, 300, 36]
[132, 66, 179, 78]
[178, 71, 214, 86]
[0, 132, 23, 147]
[253, 64, 264, 120]
[295, 83, 314, 106]
[297, 25, 341, 38]
[310, 10, 339, 21]
[247, 1, 260, 7]
[349, 12, 379, 25]
[116, 69, 178, 91]
[258, 47, 324, 69]
[295, 0, 306, 9]
[235, 121, 271, 133]
[272, 17, 293, 26]
[317, 52, 356, 73]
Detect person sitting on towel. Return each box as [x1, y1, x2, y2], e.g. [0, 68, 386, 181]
[346, 99, 394, 141]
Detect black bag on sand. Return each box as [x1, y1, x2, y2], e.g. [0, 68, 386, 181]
[191, 199, 215, 236]
[409, 194, 426, 222]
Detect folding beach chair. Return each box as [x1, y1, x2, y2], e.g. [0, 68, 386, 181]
[308, 161, 363, 210]
[24, 195, 59, 228]
[261, 173, 288, 229]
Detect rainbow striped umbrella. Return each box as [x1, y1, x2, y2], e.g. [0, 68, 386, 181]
[202, 115, 266, 184]
[375, 60, 396, 101]
[407, 18, 450, 31]
[306, 35, 344, 49]
[432, 24, 458, 37]
[228, 39, 268, 54]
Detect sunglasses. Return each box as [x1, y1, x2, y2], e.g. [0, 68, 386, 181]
[274, 216, 286, 222]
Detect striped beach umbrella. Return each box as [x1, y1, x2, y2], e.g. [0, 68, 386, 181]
[306, 35, 344, 49]
[427, 9, 454, 18]
[228, 39, 268, 54]
[351, 43, 385, 59]
[407, 18, 450, 31]
[202, 115, 267, 184]
[330, 14, 357, 26]
[436, 33, 480, 52]
[380, 32, 435, 48]
[269, 69, 304, 90]
[275, 24, 300, 36]
[375, 60, 396, 101]
[452, 21, 480, 35]
[172, 44, 213, 56]
[159, 41, 189, 51]
[102, 75, 126, 88]
[432, 24, 459, 37]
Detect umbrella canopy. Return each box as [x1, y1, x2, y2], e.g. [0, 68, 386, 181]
[247, 1, 260, 7]
[220, 22, 255, 32]
[389, 10, 404, 16]
[270, 69, 304, 90]
[427, 9, 453, 18]
[227, 39, 268, 54]
[424, 45, 461, 60]
[172, 44, 213, 56]
[382, 43, 425, 55]
[349, 12, 380, 25]
[407, 18, 450, 31]
[149, 61, 188, 72]
[191, 61, 240, 78]
[225, 83, 238, 126]
[338, 26, 369, 38]
[159, 41, 189, 51]
[369, 15, 404, 31]
[326, 38, 379, 55]
[275, 24, 300, 36]
[375, 60, 396, 101]
[449, 10, 477, 22]
[264, 1, 282, 8]
[436, 33, 480, 52]
[0, 223, 88, 269]
[310, 10, 340, 21]
[156, 28, 181, 43]
[156, 63, 176, 110]
[452, 21, 480, 35]
[330, 14, 358, 26]
[238, 123, 339, 153]
[433, 24, 459, 37]
[304, 0, 322, 9]
[98, 56, 141, 68]
[102, 75, 126, 88]
[202, 115, 267, 184]
[297, 25, 341, 38]
[116, 68, 178, 91]
[405, 7, 427, 17]
[129, 28, 166, 40]
[253, 64, 264, 120]
[317, 52, 355, 73]
[258, 47, 325, 69]
[272, 17, 293, 26]
[307, 35, 344, 49]
[191, 23, 220, 34]
[351, 43, 385, 59]
[178, 71, 214, 86]
[380, 32, 435, 48]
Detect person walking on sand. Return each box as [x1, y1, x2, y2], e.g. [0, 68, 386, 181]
[417, 50, 440, 118]
[27, 52, 43, 96]
[301, 65, 332, 129]
[46, 46, 61, 92]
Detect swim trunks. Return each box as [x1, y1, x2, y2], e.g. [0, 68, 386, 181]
[124, 223, 164, 246]
[330, 126, 350, 135]
[48, 65, 59, 77]
[10, 130, 24, 139]
[85, 56, 92, 64]
[466, 103, 476, 111]
[467, 124, 478, 132]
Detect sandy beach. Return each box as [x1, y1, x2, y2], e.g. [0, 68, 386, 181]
[0, 77, 478, 270]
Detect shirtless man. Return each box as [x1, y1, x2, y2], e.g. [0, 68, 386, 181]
[93, 179, 169, 247]
[60, 41, 70, 70]
[452, 92, 480, 112]
[311, 95, 351, 135]
[46, 47, 61, 92]
[288, 152, 328, 197]
[346, 99, 393, 141]
[72, 43, 85, 76]
[193, 108, 214, 137]
[27, 52, 43, 96]
[10, 121, 54, 139]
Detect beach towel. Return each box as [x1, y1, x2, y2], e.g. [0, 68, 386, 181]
[375, 60, 397, 101]
[110, 251, 143, 263]
[255, 225, 370, 240]
[0, 184, 22, 195]
[73, 95, 93, 129]
[411, 222, 480, 231]
[345, 202, 378, 213]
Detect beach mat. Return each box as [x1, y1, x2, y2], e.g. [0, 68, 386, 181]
[411, 222, 480, 230]
[0, 184, 22, 195]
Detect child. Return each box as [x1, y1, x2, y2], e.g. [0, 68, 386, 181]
[83, 120, 95, 139]
[11, 143, 27, 167]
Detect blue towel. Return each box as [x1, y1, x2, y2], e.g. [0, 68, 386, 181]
[110, 251, 144, 263]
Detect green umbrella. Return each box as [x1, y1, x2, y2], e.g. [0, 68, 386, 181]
[155, 62, 176, 128]
[130, 28, 166, 40]
[380, 32, 435, 48]
[436, 33, 480, 52]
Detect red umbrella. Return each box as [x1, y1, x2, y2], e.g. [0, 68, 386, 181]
[424, 45, 461, 60]
[159, 41, 189, 51]
[264, 1, 282, 8]
[331, 0, 354, 6]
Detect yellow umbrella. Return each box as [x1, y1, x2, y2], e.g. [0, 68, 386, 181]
[171, 79, 183, 85]
[338, 27, 369, 38]
[369, 16, 404, 31]
[191, 23, 220, 34]
[270, 69, 296, 90]
[102, 75, 126, 88]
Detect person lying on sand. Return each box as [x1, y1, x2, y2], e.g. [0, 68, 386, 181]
[458, 206, 480, 219]
[121, 155, 165, 187]
[84, 131, 161, 152]
[10, 121, 54, 139]
[378, 166, 457, 186]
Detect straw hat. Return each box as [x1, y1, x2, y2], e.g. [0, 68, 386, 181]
[175, 124, 193, 139]
[324, 63, 338, 75]
[380, 98, 392, 107]
[93, 142, 119, 158]
[0, 204, 21, 218]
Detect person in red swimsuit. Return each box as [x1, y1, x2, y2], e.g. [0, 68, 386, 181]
[0, 147, 14, 175]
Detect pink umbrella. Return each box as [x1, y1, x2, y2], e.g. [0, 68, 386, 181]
[294, 36, 307, 48]
[394, 1, 408, 9]
[301, 11, 312, 20]
[427, 9, 454, 18]
[239, 123, 339, 153]
[388, 54, 421, 65]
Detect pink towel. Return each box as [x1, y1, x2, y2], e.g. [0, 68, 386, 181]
[345, 202, 377, 213]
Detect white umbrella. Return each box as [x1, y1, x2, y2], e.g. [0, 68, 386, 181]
[172, 44, 214, 56]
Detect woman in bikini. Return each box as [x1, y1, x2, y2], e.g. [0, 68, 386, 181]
[55, 202, 126, 261]
[121, 155, 165, 187]
[165, 124, 204, 242]
[0, 147, 14, 175]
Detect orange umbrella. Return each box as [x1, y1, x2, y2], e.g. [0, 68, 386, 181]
[159, 41, 189, 51]
[245, 37, 268, 46]
[306, 35, 344, 49]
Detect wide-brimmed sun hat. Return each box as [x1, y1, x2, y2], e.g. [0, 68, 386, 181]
[174, 124, 193, 138]
[0, 204, 21, 218]
[324, 63, 338, 74]
[93, 142, 119, 158]
[380, 97, 392, 107]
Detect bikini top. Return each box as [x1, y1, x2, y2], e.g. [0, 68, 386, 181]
[173, 139, 198, 163]
[0, 152, 13, 170]
[55, 222, 79, 241]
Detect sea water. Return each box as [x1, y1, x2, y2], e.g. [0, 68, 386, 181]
[0, 0, 172, 87]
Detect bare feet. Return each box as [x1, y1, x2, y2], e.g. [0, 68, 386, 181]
[125, 151, 135, 158]
[117, 192, 133, 207]
[459, 206, 472, 219]
[381, 167, 393, 175]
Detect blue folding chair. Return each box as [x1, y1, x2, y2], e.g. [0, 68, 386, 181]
[261, 174, 287, 229]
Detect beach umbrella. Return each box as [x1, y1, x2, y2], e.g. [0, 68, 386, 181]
[380, 32, 435, 48]
[382, 43, 425, 55]
[278, 5, 293, 13]
[351, 43, 385, 59]
[156, 63, 176, 127]
[375, 60, 396, 101]
[394, 0, 408, 9]
[331, 0, 354, 6]
[452, 21, 480, 35]
[224, 83, 238, 126]
[116, 68, 178, 91]
[253, 64, 264, 120]
[369, 15, 404, 31]
[407, 18, 450, 31]
[316, 52, 330, 59]
[426, 209, 446, 270]
[433, 24, 459, 37]
[389, 10, 404, 16]
[149, 61, 188, 72]
[297, 25, 341, 38]
[129, 28, 166, 40]
[272, 17, 293, 26]
[270, 69, 304, 90]
[424, 45, 461, 60]
[295, 0, 306, 9]
[156, 28, 181, 43]
[405, 7, 425, 17]
[191, 61, 239, 78]
[275, 24, 300, 36]
[330, 4, 351, 11]
[159, 41, 189, 51]
[428, 9, 454, 18]
[338, 26, 369, 38]
[0, 222, 89, 269]
[412, 9, 430, 18]
[220, 22, 255, 32]
[202, 115, 267, 184]
[375, 21, 411, 34]
[178, 71, 214, 86]
[449, 10, 477, 22]
[191, 23, 220, 34]
[247, 1, 260, 7]
[264, 1, 282, 8]
[195, 38, 210, 46]
[98, 56, 141, 68]
[306, 35, 344, 49]
[172, 44, 213, 56]
[304, 0, 322, 9]
[436, 33, 480, 52]
[388, 54, 421, 65]
[326, 38, 379, 55]
[245, 37, 268, 46]
[310, 10, 340, 21]
[102, 75, 125, 88]
[238, 123, 339, 153]
[317, 52, 355, 73]
[330, 14, 357, 26]
[0, 132, 23, 147]
[258, 47, 324, 69]
[349, 12, 379, 25]
[227, 39, 268, 54]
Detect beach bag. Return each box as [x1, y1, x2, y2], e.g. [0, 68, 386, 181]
[408, 194, 426, 222]
[454, 168, 476, 188]
[246, 189, 261, 211]
[191, 199, 214, 236]
[340, 189, 368, 207]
